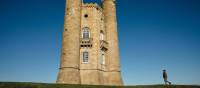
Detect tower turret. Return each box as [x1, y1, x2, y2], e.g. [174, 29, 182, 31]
[56, 0, 82, 84]
[102, 0, 123, 85]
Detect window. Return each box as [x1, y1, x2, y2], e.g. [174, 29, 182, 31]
[96, 7, 99, 10]
[82, 27, 90, 39]
[83, 51, 89, 63]
[84, 14, 88, 18]
[100, 31, 104, 40]
[100, 51, 105, 65]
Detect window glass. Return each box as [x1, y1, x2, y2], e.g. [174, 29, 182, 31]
[83, 27, 90, 39]
[83, 52, 89, 63]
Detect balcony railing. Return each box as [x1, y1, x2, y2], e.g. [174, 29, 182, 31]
[100, 40, 108, 51]
[80, 38, 93, 47]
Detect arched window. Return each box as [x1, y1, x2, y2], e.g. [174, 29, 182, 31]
[100, 30, 104, 40]
[100, 51, 105, 65]
[83, 51, 89, 63]
[82, 27, 90, 39]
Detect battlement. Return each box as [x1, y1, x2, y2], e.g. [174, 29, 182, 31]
[82, 3, 103, 11]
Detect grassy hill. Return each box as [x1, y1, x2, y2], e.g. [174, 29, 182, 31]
[0, 82, 200, 88]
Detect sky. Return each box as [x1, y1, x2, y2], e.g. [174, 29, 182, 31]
[0, 0, 200, 85]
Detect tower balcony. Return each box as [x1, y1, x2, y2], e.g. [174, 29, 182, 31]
[100, 40, 108, 51]
[80, 38, 93, 47]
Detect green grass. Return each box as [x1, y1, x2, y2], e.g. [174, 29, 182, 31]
[0, 82, 199, 88]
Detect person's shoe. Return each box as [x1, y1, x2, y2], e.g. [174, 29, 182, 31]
[169, 82, 171, 85]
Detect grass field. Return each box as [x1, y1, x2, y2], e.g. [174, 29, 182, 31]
[0, 82, 200, 88]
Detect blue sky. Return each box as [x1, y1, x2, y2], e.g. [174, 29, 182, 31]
[0, 0, 200, 85]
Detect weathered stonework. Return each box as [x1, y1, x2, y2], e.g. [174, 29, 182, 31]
[103, 0, 123, 85]
[57, 0, 123, 85]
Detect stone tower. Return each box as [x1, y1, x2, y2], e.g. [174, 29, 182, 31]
[56, 0, 81, 84]
[57, 0, 123, 85]
[103, 0, 123, 85]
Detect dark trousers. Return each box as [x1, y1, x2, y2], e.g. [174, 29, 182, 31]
[164, 79, 171, 85]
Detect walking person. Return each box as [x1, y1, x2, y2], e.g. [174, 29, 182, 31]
[163, 69, 171, 85]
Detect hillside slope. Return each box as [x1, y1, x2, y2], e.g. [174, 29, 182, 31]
[0, 82, 200, 88]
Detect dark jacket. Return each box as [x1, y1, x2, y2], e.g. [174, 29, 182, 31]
[163, 71, 168, 80]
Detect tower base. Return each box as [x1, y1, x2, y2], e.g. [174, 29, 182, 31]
[80, 70, 100, 85]
[103, 71, 123, 86]
[57, 68, 80, 84]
